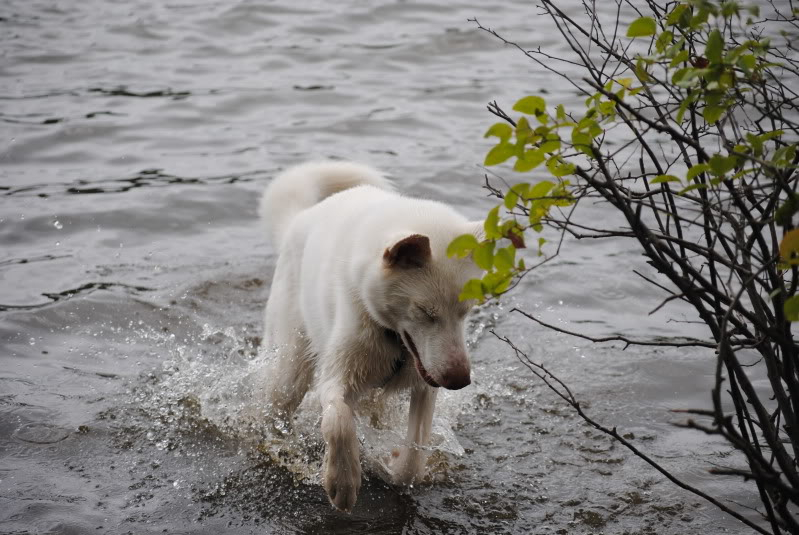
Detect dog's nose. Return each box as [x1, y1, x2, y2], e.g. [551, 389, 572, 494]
[439, 358, 471, 390]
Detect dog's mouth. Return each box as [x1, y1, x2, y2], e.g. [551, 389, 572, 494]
[400, 331, 440, 388]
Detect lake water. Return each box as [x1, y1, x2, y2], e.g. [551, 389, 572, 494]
[1, 1, 758, 533]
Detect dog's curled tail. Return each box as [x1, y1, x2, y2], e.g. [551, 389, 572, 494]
[260, 161, 392, 245]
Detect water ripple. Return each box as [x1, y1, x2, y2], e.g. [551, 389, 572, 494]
[0, 281, 154, 312]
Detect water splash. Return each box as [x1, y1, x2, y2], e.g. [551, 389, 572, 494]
[131, 323, 471, 489]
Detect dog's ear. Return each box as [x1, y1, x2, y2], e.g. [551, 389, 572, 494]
[384, 234, 431, 269]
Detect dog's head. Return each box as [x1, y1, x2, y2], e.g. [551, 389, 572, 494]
[366, 230, 483, 390]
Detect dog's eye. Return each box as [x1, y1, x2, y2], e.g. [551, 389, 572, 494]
[417, 305, 436, 321]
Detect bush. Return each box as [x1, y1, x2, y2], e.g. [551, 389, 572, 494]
[451, 2, 799, 533]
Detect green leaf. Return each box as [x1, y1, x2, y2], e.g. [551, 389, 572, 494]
[482, 271, 513, 295]
[730, 168, 755, 180]
[547, 155, 575, 177]
[746, 130, 784, 158]
[627, 16, 657, 37]
[493, 275, 512, 294]
[760, 130, 785, 142]
[473, 241, 495, 271]
[784, 296, 799, 322]
[484, 206, 501, 239]
[504, 190, 518, 210]
[513, 96, 546, 115]
[669, 49, 690, 68]
[673, 67, 705, 87]
[485, 142, 516, 166]
[773, 144, 798, 168]
[708, 153, 736, 176]
[780, 229, 799, 266]
[551, 180, 573, 207]
[705, 29, 724, 64]
[650, 174, 681, 184]
[655, 30, 674, 53]
[671, 66, 691, 85]
[503, 183, 529, 209]
[515, 116, 533, 143]
[447, 233, 479, 258]
[527, 180, 555, 200]
[635, 57, 651, 82]
[738, 54, 756, 71]
[494, 246, 516, 271]
[459, 279, 485, 302]
[666, 4, 690, 26]
[690, 7, 710, 29]
[702, 104, 727, 123]
[514, 149, 546, 172]
[598, 100, 616, 116]
[571, 130, 594, 156]
[535, 112, 549, 125]
[484, 123, 513, 142]
[686, 162, 710, 181]
[539, 136, 561, 153]
[721, 1, 739, 18]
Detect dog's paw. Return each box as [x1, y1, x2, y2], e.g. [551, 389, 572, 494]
[323, 447, 362, 512]
[386, 446, 425, 486]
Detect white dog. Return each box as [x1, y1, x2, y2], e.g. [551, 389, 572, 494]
[259, 161, 482, 512]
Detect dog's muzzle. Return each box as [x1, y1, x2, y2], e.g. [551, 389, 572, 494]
[399, 331, 471, 390]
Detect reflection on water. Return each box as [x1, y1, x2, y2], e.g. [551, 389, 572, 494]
[1, 0, 757, 533]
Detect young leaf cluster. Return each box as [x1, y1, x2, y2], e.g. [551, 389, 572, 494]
[461, 2, 799, 532]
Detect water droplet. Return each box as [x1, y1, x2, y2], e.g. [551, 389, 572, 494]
[29, 338, 36, 346]
[53, 220, 63, 229]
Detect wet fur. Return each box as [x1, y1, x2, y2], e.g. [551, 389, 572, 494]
[259, 161, 481, 511]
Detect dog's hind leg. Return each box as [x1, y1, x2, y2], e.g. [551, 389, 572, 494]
[261, 253, 315, 426]
[262, 334, 314, 425]
[388, 385, 437, 485]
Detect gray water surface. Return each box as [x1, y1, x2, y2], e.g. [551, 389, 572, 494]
[2, 1, 756, 533]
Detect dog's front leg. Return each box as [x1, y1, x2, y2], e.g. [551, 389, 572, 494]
[389, 385, 437, 485]
[319, 383, 361, 512]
